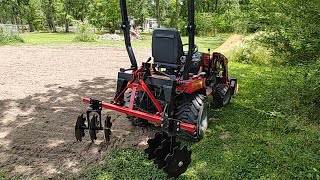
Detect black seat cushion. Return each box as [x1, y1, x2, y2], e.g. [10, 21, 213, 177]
[152, 28, 183, 66]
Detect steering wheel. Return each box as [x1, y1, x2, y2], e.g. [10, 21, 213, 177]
[183, 44, 199, 54]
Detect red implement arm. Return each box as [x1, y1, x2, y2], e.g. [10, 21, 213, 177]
[82, 98, 196, 133]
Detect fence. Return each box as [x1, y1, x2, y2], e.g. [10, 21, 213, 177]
[0, 24, 19, 33]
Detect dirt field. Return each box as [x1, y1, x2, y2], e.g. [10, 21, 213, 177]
[0, 46, 155, 178]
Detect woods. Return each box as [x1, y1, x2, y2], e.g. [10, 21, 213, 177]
[0, 0, 258, 34]
[1, 0, 319, 61]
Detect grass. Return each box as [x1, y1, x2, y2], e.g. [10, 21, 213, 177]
[0, 171, 5, 180]
[82, 62, 320, 179]
[9, 32, 230, 52]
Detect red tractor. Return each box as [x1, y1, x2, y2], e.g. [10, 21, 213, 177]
[75, 0, 237, 177]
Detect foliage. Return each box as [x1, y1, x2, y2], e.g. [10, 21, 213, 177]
[82, 149, 167, 179]
[228, 36, 278, 66]
[0, 27, 24, 44]
[0, 0, 255, 35]
[88, 0, 120, 33]
[0, 171, 5, 180]
[127, 0, 150, 27]
[73, 22, 96, 42]
[300, 61, 320, 121]
[251, 0, 320, 65]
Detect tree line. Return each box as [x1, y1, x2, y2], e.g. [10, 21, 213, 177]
[0, 0, 258, 34]
[1, 0, 319, 63]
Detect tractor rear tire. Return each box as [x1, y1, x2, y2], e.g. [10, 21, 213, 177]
[175, 93, 208, 141]
[212, 84, 231, 108]
[124, 90, 150, 127]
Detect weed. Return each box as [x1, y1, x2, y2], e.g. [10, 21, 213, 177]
[73, 22, 96, 42]
[0, 27, 24, 44]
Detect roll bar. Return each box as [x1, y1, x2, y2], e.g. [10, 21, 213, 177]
[120, 0, 138, 70]
[183, 0, 195, 80]
[119, 0, 195, 77]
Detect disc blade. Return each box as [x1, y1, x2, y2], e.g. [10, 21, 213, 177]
[145, 132, 163, 160]
[104, 129, 111, 143]
[105, 115, 112, 129]
[103, 116, 112, 143]
[89, 115, 98, 142]
[154, 139, 181, 169]
[154, 139, 171, 169]
[164, 146, 192, 178]
[75, 114, 86, 141]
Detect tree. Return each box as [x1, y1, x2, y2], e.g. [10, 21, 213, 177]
[20, 0, 42, 32]
[250, 0, 320, 64]
[89, 0, 120, 33]
[41, 0, 57, 32]
[127, 0, 150, 27]
[156, 0, 160, 28]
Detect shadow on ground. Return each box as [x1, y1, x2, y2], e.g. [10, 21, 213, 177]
[0, 77, 155, 179]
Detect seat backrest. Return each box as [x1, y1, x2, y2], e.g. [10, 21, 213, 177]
[152, 28, 183, 66]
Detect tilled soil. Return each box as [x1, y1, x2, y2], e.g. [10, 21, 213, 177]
[0, 45, 155, 179]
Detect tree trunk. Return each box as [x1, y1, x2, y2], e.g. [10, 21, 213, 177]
[176, 0, 179, 29]
[215, 0, 218, 11]
[65, 19, 70, 33]
[27, 11, 34, 32]
[65, 14, 70, 33]
[64, 0, 70, 33]
[21, 20, 25, 33]
[48, 0, 57, 32]
[51, 18, 56, 32]
[156, 0, 160, 28]
[12, 6, 18, 25]
[28, 20, 34, 32]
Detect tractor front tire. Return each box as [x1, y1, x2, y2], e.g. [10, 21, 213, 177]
[175, 94, 208, 141]
[212, 84, 232, 108]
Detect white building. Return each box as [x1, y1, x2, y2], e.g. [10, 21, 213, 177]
[143, 18, 158, 31]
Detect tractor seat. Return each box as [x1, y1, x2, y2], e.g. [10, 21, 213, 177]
[152, 28, 183, 72]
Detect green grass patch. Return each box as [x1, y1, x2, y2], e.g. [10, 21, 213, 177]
[0, 171, 6, 180]
[20, 32, 77, 45]
[82, 149, 167, 180]
[84, 62, 320, 179]
[14, 32, 229, 52]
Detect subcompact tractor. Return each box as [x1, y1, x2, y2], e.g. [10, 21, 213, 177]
[75, 0, 237, 177]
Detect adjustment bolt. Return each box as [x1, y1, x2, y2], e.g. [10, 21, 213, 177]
[178, 161, 184, 167]
[176, 128, 180, 132]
